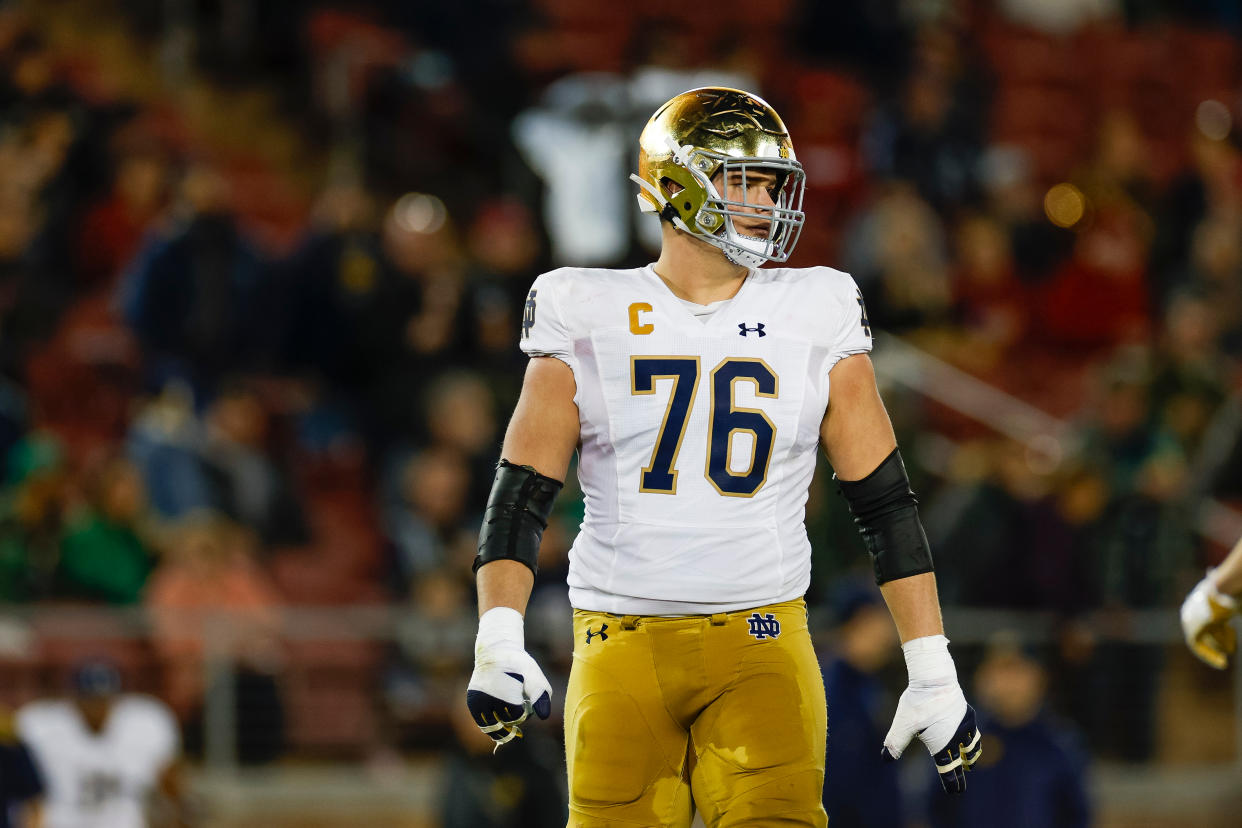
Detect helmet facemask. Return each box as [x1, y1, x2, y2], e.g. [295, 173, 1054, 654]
[688, 150, 805, 268]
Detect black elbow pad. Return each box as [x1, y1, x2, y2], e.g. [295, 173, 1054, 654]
[836, 448, 934, 585]
[474, 460, 564, 576]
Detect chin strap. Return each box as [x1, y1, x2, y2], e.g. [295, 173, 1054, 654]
[724, 233, 775, 268]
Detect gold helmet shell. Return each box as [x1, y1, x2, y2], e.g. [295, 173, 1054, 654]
[632, 87, 805, 267]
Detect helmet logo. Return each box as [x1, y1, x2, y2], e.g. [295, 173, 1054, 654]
[696, 90, 786, 138]
[698, 89, 769, 119]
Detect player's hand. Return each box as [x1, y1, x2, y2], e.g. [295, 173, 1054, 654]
[880, 634, 982, 794]
[466, 607, 553, 749]
[1181, 571, 1238, 670]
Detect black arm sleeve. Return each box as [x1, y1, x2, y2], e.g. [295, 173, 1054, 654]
[836, 447, 934, 585]
[473, 460, 564, 577]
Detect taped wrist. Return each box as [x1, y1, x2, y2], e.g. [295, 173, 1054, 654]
[474, 460, 564, 577]
[901, 634, 956, 686]
[1206, 569, 1239, 610]
[837, 448, 934, 585]
[476, 606, 525, 650]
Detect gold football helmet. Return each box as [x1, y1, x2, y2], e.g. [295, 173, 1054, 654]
[632, 87, 805, 268]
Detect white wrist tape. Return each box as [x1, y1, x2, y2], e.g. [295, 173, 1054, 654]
[477, 606, 525, 652]
[902, 634, 957, 686]
[1207, 569, 1239, 610]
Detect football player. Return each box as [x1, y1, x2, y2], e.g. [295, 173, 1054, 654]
[467, 87, 981, 827]
[1181, 535, 1242, 669]
[17, 660, 185, 828]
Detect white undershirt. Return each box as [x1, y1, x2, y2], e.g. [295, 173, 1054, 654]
[679, 296, 730, 321]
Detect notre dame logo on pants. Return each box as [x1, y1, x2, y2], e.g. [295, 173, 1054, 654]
[564, 599, 827, 827]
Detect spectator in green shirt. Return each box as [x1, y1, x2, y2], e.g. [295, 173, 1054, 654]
[57, 457, 153, 604]
[0, 433, 68, 601]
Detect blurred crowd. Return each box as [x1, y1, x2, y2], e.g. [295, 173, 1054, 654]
[0, 0, 1240, 810]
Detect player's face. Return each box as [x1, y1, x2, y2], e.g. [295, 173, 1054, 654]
[717, 169, 781, 238]
[76, 696, 113, 732]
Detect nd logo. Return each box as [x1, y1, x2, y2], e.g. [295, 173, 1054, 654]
[747, 613, 781, 640]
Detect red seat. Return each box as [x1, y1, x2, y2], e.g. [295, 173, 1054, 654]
[983, 25, 1085, 87]
[25, 298, 140, 460]
[0, 655, 42, 708]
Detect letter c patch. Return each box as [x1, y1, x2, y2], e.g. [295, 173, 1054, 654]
[629, 302, 654, 335]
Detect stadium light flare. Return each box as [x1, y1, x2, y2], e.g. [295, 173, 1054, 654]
[1195, 99, 1232, 141]
[1043, 182, 1085, 229]
[394, 192, 447, 234]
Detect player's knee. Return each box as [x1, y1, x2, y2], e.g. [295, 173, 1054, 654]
[568, 691, 667, 808]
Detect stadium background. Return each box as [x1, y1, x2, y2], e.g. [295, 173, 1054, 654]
[0, 0, 1241, 825]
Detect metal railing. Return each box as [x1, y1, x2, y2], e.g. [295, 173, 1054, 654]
[872, 334, 1242, 547]
[0, 602, 1238, 824]
[0, 603, 1236, 761]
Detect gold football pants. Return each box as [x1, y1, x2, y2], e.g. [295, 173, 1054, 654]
[565, 599, 828, 827]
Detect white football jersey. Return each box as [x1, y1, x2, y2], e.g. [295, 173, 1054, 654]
[521, 263, 872, 614]
[17, 695, 179, 828]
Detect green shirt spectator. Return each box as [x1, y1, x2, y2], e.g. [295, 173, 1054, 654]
[58, 513, 152, 604]
[0, 433, 69, 601]
[56, 458, 153, 605]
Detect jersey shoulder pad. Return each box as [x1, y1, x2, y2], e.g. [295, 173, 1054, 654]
[112, 695, 180, 760]
[765, 265, 871, 355]
[765, 264, 855, 294]
[523, 266, 644, 341]
[113, 694, 177, 729]
[804, 265, 861, 298]
[15, 700, 73, 739]
[533, 265, 643, 300]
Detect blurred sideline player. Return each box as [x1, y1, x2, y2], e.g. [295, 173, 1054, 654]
[0, 704, 43, 828]
[16, 660, 188, 828]
[467, 87, 981, 827]
[1181, 534, 1242, 669]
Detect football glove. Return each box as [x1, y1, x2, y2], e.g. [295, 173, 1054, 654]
[466, 607, 552, 749]
[881, 634, 982, 794]
[1180, 571, 1238, 670]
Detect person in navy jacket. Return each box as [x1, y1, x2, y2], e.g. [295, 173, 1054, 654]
[928, 633, 1091, 828]
[821, 583, 904, 828]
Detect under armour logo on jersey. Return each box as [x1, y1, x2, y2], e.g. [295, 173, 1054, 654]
[522, 289, 537, 339]
[747, 613, 781, 639]
[586, 624, 609, 644]
[738, 322, 766, 337]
